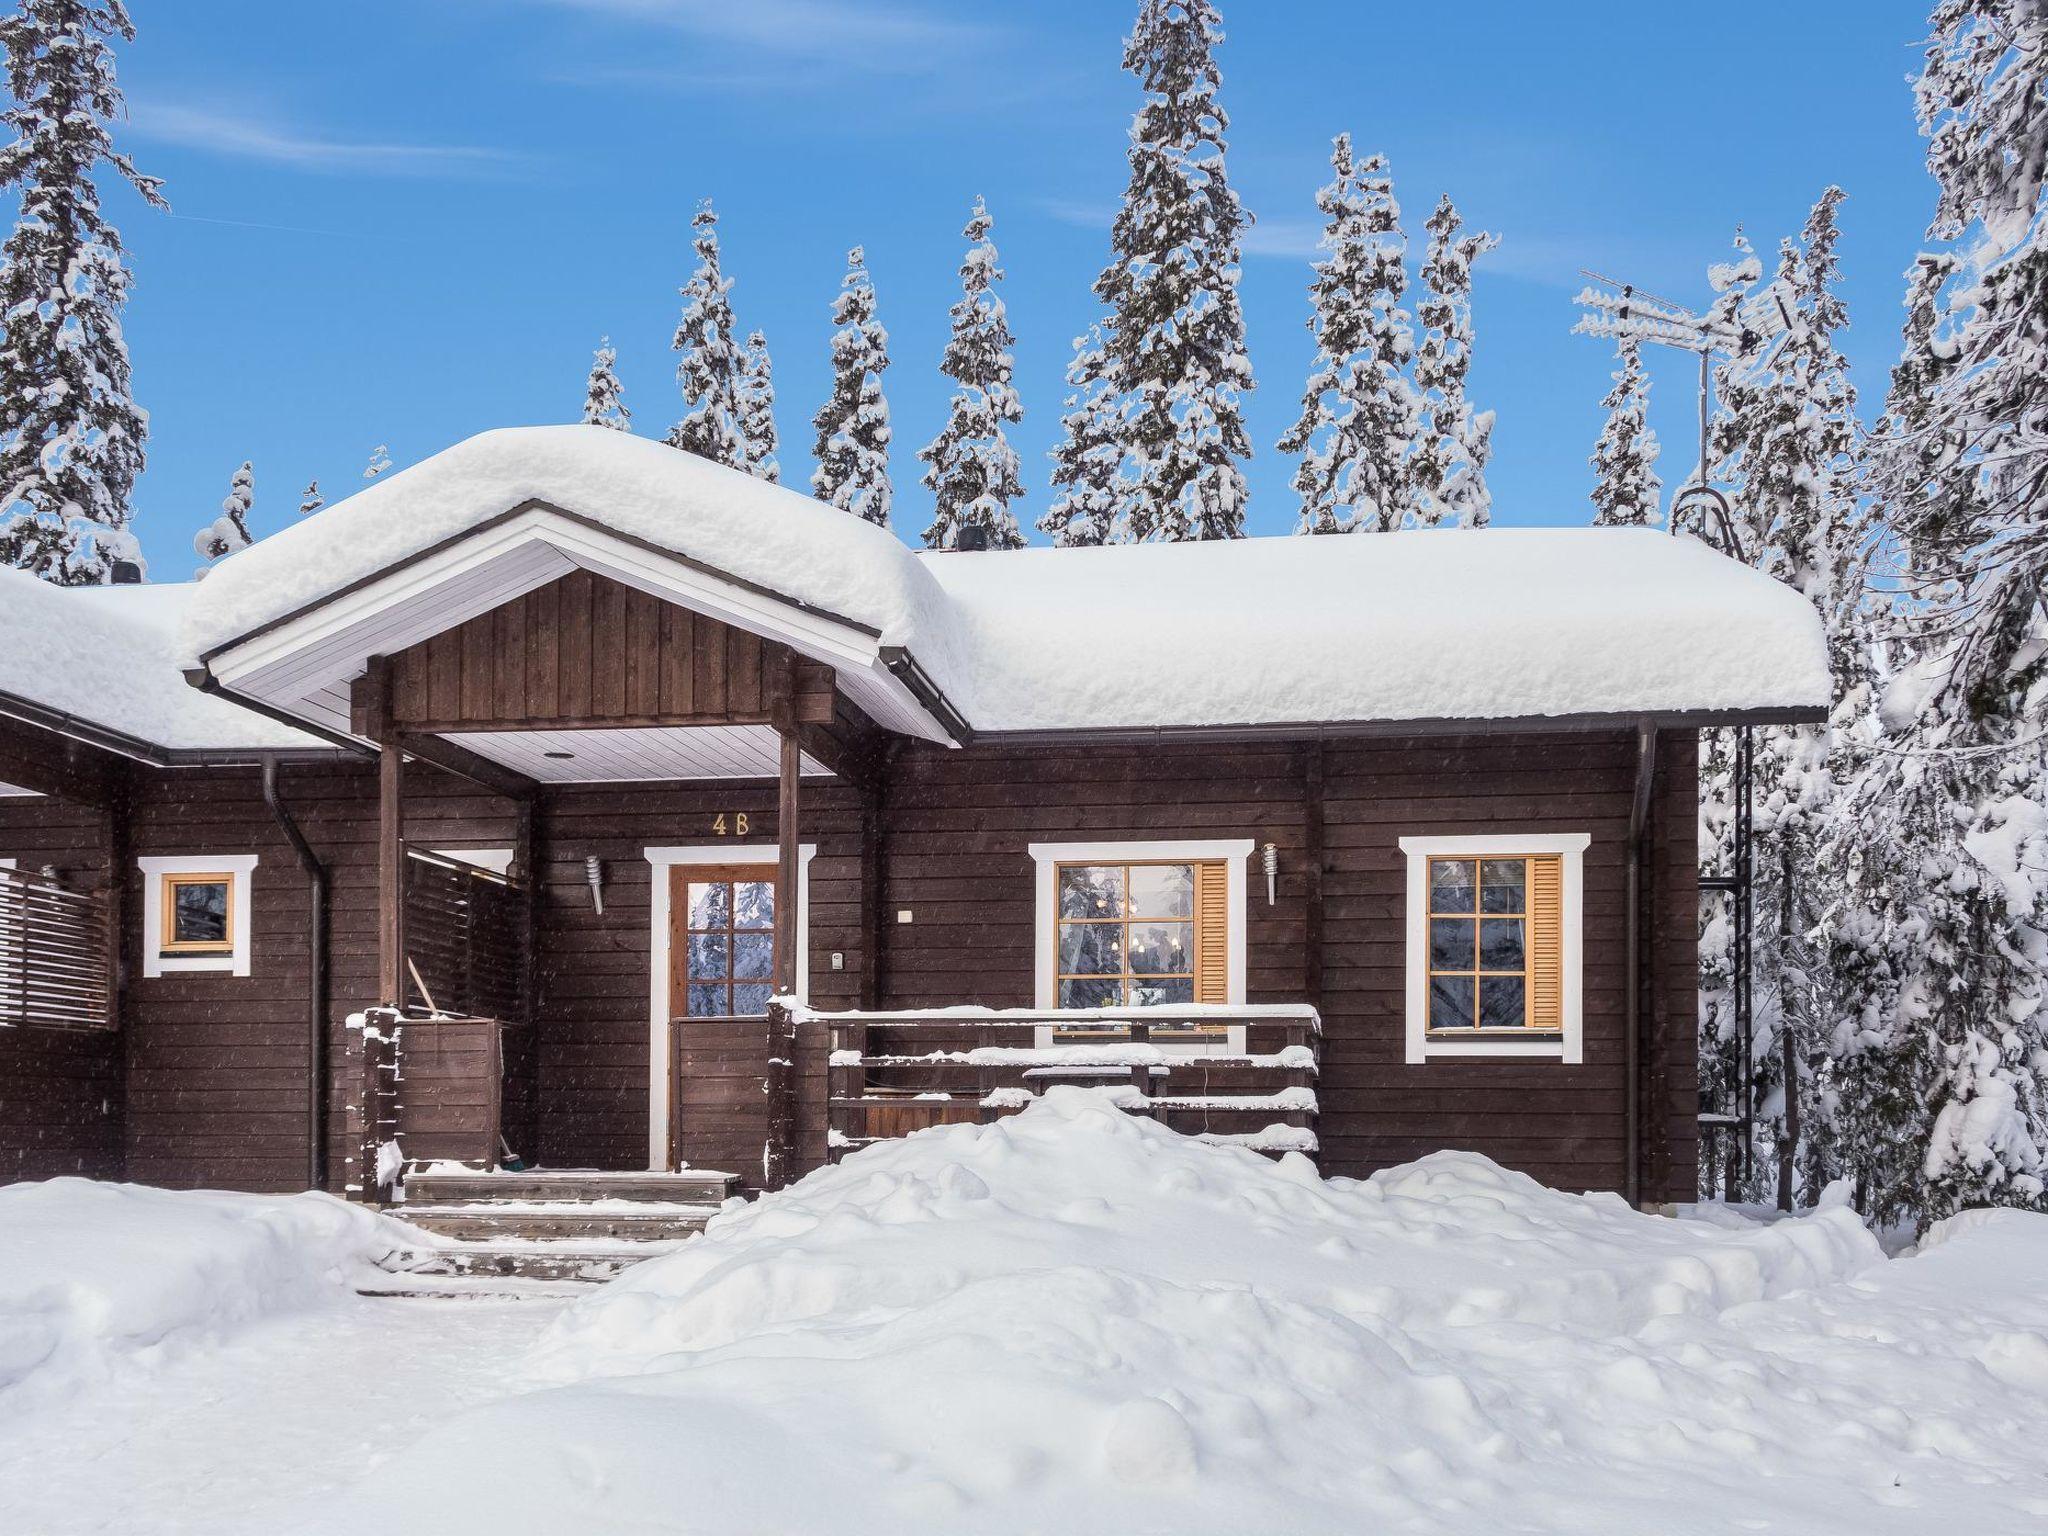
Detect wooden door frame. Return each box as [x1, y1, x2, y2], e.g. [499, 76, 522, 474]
[643, 842, 816, 1171]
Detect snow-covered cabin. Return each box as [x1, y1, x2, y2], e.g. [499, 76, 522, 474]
[0, 426, 1829, 1217]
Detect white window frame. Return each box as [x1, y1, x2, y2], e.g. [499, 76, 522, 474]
[138, 854, 259, 978]
[1398, 832, 1589, 1064]
[643, 842, 816, 1171]
[1026, 838, 1255, 1055]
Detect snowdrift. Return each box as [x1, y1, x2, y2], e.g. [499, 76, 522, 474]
[0, 1179, 408, 1399]
[276, 1091, 2048, 1536]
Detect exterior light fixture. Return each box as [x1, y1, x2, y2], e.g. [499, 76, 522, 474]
[1262, 843, 1278, 906]
[585, 855, 605, 914]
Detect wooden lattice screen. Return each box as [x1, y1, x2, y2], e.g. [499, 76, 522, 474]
[0, 863, 114, 1031]
[402, 852, 526, 1023]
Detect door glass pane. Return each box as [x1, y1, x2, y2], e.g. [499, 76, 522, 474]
[172, 880, 229, 944]
[1430, 917, 1474, 971]
[1479, 976, 1527, 1030]
[1479, 918, 1525, 971]
[1058, 975, 1122, 1009]
[1058, 922, 1122, 975]
[1429, 974, 1475, 1030]
[686, 982, 728, 1018]
[732, 983, 773, 1016]
[1129, 864, 1194, 919]
[1128, 921, 1193, 975]
[732, 931, 774, 981]
[733, 881, 775, 928]
[1480, 859, 1527, 914]
[1429, 859, 1476, 913]
[1059, 865, 1124, 919]
[687, 881, 730, 929]
[687, 933, 729, 980]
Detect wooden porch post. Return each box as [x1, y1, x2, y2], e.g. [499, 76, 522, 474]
[363, 657, 406, 1009]
[775, 725, 800, 998]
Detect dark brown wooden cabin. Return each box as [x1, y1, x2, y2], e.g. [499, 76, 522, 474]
[0, 439, 1830, 1210]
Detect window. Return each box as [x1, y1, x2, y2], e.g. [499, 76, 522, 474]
[1028, 839, 1253, 1048]
[1399, 834, 1588, 1063]
[161, 873, 233, 954]
[138, 855, 258, 977]
[678, 868, 778, 1018]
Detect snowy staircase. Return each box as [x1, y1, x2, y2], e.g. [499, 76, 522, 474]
[361, 1168, 737, 1299]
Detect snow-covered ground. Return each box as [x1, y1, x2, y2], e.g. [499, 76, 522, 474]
[3, 1093, 2046, 1535]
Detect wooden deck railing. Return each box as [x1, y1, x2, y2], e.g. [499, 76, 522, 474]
[815, 1004, 1321, 1163]
[351, 1007, 512, 1200]
[402, 850, 527, 1024]
[0, 862, 113, 1032]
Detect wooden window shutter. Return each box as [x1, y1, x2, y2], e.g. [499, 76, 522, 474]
[1192, 860, 1230, 1004]
[1528, 854, 1564, 1032]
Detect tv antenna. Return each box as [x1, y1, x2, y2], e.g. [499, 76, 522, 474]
[1572, 262, 1795, 560]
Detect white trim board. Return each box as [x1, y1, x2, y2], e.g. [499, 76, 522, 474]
[644, 842, 817, 1171]
[137, 853, 260, 978]
[1025, 838, 1255, 1056]
[1396, 832, 1590, 1064]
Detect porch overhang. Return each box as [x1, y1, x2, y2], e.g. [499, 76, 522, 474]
[187, 501, 963, 753]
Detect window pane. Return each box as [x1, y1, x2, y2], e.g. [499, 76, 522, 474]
[1429, 974, 1475, 1030]
[732, 983, 773, 1016]
[1480, 975, 1527, 1030]
[1429, 917, 1475, 971]
[1059, 865, 1124, 919]
[1129, 864, 1194, 919]
[1128, 921, 1193, 975]
[1481, 859, 1526, 914]
[1058, 922, 1122, 976]
[687, 881, 730, 930]
[733, 881, 775, 929]
[732, 932, 774, 981]
[686, 982, 728, 1018]
[687, 933, 729, 980]
[1131, 976, 1194, 1006]
[171, 881, 228, 944]
[1058, 976, 1122, 1009]
[1479, 918, 1525, 972]
[1429, 859, 1476, 913]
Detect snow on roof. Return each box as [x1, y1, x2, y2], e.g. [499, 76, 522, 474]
[177, 425, 1830, 735]
[0, 569, 326, 754]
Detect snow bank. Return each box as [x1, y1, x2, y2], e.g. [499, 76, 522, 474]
[0, 1179, 408, 1397]
[0, 571, 323, 753]
[177, 425, 1831, 733]
[285, 1092, 2048, 1536]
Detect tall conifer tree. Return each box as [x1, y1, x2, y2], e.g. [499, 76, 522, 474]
[1588, 339, 1661, 528]
[1042, 324, 1124, 545]
[738, 328, 779, 483]
[582, 337, 630, 432]
[0, 0, 164, 584]
[920, 198, 1025, 550]
[192, 459, 252, 576]
[1411, 194, 1496, 528]
[811, 246, 892, 527]
[668, 200, 747, 469]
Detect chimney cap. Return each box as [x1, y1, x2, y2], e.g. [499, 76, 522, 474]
[953, 525, 990, 553]
[110, 560, 144, 585]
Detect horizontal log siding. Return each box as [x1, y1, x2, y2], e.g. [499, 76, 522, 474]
[534, 779, 861, 1175]
[0, 791, 121, 1179]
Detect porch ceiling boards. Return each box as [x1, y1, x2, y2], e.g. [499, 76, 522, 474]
[444, 724, 827, 784]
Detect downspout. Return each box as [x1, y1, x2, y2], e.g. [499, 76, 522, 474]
[262, 755, 330, 1191]
[1625, 721, 1660, 1208]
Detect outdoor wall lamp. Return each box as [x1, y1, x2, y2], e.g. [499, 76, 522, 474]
[1262, 842, 1278, 906]
[585, 855, 605, 915]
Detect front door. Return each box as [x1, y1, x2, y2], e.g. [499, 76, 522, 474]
[667, 864, 780, 1022]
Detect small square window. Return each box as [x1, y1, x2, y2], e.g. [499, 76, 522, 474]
[161, 874, 233, 955]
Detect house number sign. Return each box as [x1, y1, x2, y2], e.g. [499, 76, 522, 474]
[711, 813, 752, 836]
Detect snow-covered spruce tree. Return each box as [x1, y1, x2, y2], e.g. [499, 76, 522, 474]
[1410, 194, 1497, 528]
[667, 200, 747, 470]
[1588, 338, 1661, 527]
[297, 480, 322, 517]
[920, 197, 1025, 550]
[364, 444, 391, 480]
[811, 246, 892, 527]
[1088, 0, 1253, 542]
[0, 0, 164, 585]
[192, 459, 253, 577]
[1042, 323, 1125, 545]
[1276, 136, 1416, 534]
[582, 336, 630, 432]
[1858, 0, 2048, 1226]
[738, 328, 778, 484]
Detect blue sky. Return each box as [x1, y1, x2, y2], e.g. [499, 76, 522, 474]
[104, 0, 1934, 572]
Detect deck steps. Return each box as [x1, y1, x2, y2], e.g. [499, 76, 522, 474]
[367, 1165, 737, 1295]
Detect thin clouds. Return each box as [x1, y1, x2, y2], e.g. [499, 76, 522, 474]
[500, 0, 1008, 69]
[128, 103, 525, 178]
